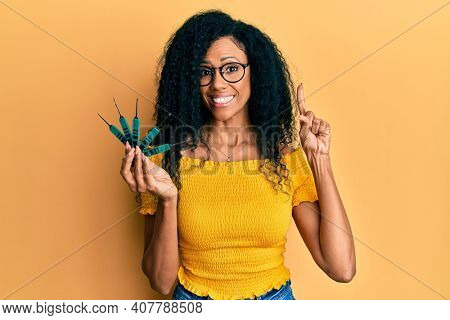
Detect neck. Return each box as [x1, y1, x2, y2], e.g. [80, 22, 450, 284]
[203, 117, 255, 148]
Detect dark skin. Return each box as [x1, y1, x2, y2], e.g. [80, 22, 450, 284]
[121, 37, 355, 295]
[292, 84, 356, 282]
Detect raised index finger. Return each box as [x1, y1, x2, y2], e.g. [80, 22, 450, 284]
[297, 83, 307, 116]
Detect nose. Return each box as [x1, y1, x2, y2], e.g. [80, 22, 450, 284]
[209, 68, 227, 90]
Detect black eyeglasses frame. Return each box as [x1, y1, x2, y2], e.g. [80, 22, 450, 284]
[199, 62, 250, 86]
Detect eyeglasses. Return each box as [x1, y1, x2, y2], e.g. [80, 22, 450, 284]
[199, 62, 250, 86]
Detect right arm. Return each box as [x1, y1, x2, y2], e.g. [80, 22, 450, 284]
[120, 142, 180, 295]
[142, 196, 180, 295]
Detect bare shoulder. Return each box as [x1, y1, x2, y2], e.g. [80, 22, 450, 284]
[179, 148, 193, 157]
[280, 146, 296, 156]
[180, 143, 297, 158]
[180, 143, 208, 158]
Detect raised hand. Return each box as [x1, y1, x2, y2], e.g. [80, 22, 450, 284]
[297, 83, 331, 156]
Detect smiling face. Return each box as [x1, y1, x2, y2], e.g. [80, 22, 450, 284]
[199, 36, 251, 123]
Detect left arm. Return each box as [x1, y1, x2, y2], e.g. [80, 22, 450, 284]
[293, 152, 356, 282]
[292, 83, 356, 283]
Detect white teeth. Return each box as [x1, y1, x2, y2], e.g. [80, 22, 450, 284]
[212, 96, 234, 104]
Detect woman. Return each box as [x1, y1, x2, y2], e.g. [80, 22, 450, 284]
[120, 10, 356, 300]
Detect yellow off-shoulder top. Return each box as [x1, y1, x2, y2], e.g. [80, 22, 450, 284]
[139, 147, 318, 300]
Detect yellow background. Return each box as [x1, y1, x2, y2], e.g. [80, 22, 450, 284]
[1, 0, 449, 299]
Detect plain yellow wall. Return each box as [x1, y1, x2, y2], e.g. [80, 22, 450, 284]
[1, 0, 449, 299]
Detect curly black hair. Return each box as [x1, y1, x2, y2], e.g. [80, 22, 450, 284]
[147, 9, 299, 199]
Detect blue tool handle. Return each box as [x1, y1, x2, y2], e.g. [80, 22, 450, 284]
[139, 127, 160, 149]
[119, 117, 132, 144]
[132, 118, 140, 148]
[143, 144, 170, 157]
[109, 125, 127, 144]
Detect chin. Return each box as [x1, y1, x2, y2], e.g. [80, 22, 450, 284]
[209, 110, 233, 121]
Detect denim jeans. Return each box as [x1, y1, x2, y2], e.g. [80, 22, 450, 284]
[172, 279, 295, 300]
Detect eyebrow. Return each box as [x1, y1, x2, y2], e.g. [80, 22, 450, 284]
[201, 56, 240, 64]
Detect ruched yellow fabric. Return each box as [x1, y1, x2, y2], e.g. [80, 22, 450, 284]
[139, 147, 318, 300]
